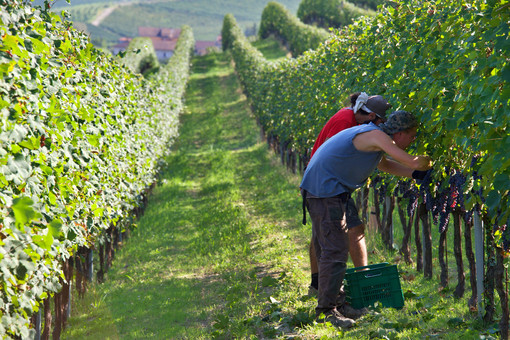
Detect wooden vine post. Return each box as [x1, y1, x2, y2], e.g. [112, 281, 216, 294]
[42, 297, 51, 340]
[418, 204, 432, 279]
[381, 196, 394, 250]
[464, 217, 478, 309]
[360, 186, 369, 224]
[414, 208, 423, 272]
[396, 198, 414, 264]
[438, 225, 449, 288]
[452, 211, 465, 298]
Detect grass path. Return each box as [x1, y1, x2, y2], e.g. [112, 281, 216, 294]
[63, 50, 312, 339]
[63, 45, 493, 339]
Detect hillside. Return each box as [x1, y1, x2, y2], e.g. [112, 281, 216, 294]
[32, 0, 303, 46]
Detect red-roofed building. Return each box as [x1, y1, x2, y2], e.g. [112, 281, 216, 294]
[112, 27, 221, 59]
[195, 36, 222, 56]
[112, 27, 181, 60]
[111, 36, 132, 55]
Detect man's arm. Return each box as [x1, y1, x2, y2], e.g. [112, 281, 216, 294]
[354, 130, 432, 170]
[378, 156, 414, 176]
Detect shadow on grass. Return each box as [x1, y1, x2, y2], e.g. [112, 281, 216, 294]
[63, 49, 312, 340]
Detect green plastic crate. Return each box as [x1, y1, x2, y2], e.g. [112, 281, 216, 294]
[344, 262, 404, 309]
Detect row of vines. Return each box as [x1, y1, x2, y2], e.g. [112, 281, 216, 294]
[0, 0, 194, 338]
[222, 0, 509, 336]
[259, 1, 330, 57]
[297, 0, 376, 29]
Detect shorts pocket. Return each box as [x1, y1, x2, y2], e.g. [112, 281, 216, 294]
[327, 204, 344, 222]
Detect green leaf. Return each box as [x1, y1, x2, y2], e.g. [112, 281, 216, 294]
[59, 38, 73, 53]
[48, 191, 57, 205]
[486, 190, 501, 212]
[87, 134, 100, 147]
[18, 137, 40, 150]
[11, 197, 41, 227]
[2, 35, 21, 53]
[494, 173, 510, 192]
[0, 62, 16, 78]
[43, 230, 54, 249]
[48, 219, 62, 237]
[502, 64, 510, 83]
[29, 37, 50, 54]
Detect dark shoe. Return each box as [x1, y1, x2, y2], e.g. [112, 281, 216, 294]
[316, 309, 355, 328]
[338, 303, 368, 320]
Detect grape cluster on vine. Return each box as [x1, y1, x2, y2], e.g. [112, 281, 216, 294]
[399, 179, 419, 217]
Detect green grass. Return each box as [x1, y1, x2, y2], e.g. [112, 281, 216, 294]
[63, 45, 503, 339]
[252, 36, 291, 60]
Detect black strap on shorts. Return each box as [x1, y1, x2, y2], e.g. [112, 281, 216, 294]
[301, 189, 307, 225]
[337, 192, 349, 204]
[302, 190, 349, 225]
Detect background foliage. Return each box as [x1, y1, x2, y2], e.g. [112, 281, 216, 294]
[259, 1, 331, 56]
[32, 0, 304, 46]
[297, 0, 376, 28]
[223, 0, 509, 226]
[120, 37, 160, 76]
[0, 0, 194, 337]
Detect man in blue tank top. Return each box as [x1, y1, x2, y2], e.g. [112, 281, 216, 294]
[300, 111, 432, 328]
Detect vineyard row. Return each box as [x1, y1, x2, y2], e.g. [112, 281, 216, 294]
[0, 1, 194, 337]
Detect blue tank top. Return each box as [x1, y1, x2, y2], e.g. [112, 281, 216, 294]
[301, 123, 383, 197]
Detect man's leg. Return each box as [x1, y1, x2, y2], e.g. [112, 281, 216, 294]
[337, 200, 369, 320]
[348, 224, 367, 268]
[308, 196, 354, 328]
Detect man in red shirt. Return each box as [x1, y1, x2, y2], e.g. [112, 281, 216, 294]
[306, 92, 391, 317]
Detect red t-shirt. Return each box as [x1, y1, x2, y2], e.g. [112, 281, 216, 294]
[310, 107, 357, 158]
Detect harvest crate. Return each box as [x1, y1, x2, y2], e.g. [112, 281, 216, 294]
[344, 262, 404, 309]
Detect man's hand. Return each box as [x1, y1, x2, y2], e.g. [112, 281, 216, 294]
[415, 155, 432, 170]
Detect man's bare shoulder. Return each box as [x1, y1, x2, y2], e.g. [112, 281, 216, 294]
[353, 129, 390, 151]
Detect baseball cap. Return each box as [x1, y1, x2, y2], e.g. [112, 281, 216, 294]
[364, 95, 392, 119]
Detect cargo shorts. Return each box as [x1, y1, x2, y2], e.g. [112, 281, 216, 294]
[306, 194, 351, 264]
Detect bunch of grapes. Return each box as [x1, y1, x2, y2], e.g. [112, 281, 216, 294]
[396, 179, 409, 197]
[426, 168, 454, 233]
[449, 171, 466, 211]
[401, 182, 419, 216]
[432, 189, 451, 233]
[372, 175, 389, 205]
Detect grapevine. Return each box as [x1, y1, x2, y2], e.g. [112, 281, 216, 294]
[0, 1, 194, 336]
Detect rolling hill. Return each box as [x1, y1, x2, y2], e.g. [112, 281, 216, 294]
[32, 0, 303, 46]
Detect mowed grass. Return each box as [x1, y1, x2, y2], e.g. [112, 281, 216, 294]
[63, 46, 502, 339]
[63, 49, 310, 339]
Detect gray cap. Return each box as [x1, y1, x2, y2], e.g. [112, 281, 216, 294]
[380, 110, 418, 135]
[364, 95, 392, 118]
